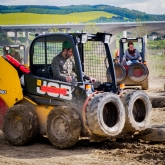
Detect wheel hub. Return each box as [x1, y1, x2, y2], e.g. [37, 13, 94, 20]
[12, 117, 23, 136]
[52, 117, 69, 140]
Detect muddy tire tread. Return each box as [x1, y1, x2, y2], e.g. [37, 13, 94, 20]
[121, 90, 152, 132]
[47, 107, 81, 149]
[86, 92, 125, 137]
[3, 104, 38, 146]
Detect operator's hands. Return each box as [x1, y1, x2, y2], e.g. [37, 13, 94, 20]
[89, 77, 96, 83]
[66, 76, 72, 82]
[122, 58, 126, 65]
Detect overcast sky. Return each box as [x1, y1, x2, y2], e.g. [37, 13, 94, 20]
[0, 0, 164, 14]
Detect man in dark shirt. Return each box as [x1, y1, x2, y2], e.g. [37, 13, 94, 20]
[51, 41, 95, 82]
[9, 48, 22, 63]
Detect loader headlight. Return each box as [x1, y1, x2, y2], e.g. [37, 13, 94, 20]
[80, 34, 88, 43]
[5, 46, 10, 50]
[122, 38, 127, 43]
[19, 45, 24, 50]
[104, 35, 111, 43]
[138, 38, 142, 43]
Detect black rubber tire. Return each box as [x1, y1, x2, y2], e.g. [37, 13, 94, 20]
[121, 90, 152, 133]
[135, 123, 165, 142]
[107, 63, 126, 83]
[3, 104, 38, 146]
[128, 63, 149, 82]
[141, 77, 149, 90]
[47, 107, 81, 149]
[0, 97, 8, 131]
[86, 92, 125, 137]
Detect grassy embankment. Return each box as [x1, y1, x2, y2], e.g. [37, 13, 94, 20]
[0, 11, 115, 25]
[147, 53, 165, 76]
[147, 40, 165, 76]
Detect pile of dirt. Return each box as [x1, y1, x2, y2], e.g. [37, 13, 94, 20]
[148, 75, 165, 92]
[0, 129, 165, 165]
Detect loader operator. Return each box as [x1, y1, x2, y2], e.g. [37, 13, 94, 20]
[122, 42, 142, 65]
[8, 48, 22, 63]
[51, 41, 96, 83]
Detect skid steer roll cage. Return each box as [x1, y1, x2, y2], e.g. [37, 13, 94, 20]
[29, 32, 117, 93]
[1, 45, 27, 64]
[119, 37, 145, 63]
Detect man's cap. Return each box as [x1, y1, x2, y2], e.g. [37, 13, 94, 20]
[62, 41, 71, 49]
[9, 48, 15, 54]
[128, 41, 134, 47]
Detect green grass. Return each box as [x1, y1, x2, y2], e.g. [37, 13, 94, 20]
[0, 12, 116, 25]
[147, 54, 165, 76]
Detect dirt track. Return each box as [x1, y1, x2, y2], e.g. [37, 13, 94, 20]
[0, 76, 165, 165]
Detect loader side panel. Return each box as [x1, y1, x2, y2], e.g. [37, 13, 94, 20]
[0, 56, 23, 108]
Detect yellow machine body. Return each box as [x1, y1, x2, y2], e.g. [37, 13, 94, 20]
[0, 56, 23, 108]
[0, 56, 53, 134]
[19, 97, 54, 135]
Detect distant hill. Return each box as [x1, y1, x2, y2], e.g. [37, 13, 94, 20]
[0, 4, 165, 22]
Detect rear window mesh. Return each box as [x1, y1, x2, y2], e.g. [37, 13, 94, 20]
[83, 41, 108, 83]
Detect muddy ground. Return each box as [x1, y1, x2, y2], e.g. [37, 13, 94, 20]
[0, 76, 165, 165]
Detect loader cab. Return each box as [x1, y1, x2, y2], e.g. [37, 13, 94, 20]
[109, 37, 149, 90]
[29, 33, 83, 82]
[28, 32, 117, 93]
[2, 45, 27, 64]
[119, 37, 145, 63]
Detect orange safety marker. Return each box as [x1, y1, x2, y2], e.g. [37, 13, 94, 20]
[85, 84, 91, 90]
[120, 83, 125, 89]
